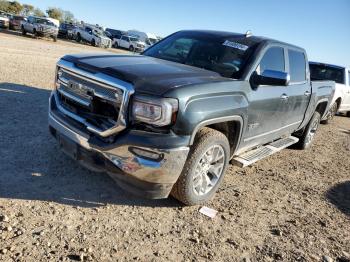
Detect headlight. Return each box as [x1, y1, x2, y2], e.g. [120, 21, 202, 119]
[132, 96, 178, 126]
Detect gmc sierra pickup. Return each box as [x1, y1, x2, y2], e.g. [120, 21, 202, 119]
[48, 30, 335, 205]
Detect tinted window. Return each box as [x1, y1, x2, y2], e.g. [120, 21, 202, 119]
[121, 36, 128, 41]
[288, 50, 306, 82]
[144, 31, 260, 79]
[258, 47, 285, 74]
[309, 64, 345, 84]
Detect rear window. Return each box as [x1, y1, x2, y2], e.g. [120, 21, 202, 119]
[309, 64, 345, 84]
[288, 50, 306, 83]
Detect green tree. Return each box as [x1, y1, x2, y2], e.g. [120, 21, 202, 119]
[0, 0, 10, 13]
[7, 1, 23, 14]
[62, 10, 74, 22]
[46, 7, 62, 20]
[33, 7, 44, 17]
[22, 3, 33, 16]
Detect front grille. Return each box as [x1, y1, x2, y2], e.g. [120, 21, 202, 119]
[56, 68, 125, 137]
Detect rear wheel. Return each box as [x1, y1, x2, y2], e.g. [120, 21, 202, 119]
[21, 26, 26, 36]
[91, 39, 96, 47]
[171, 128, 230, 206]
[52, 35, 57, 42]
[321, 103, 337, 124]
[76, 33, 81, 42]
[295, 112, 321, 150]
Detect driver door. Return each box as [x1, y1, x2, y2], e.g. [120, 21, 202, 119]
[242, 46, 289, 149]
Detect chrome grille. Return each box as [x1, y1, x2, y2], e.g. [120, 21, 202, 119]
[54, 59, 134, 138]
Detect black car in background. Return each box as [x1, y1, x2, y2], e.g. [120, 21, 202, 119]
[105, 28, 126, 40]
[58, 23, 75, 39]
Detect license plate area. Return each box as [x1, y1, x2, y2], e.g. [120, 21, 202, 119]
[57, 134, 79, 160]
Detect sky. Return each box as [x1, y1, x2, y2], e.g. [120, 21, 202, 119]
[23, 0, 350, 67]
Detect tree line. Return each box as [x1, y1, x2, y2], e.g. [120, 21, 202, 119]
[0, 0, 75, 22]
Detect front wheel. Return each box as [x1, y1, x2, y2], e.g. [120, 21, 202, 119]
[52, 35, 57, 42]
[295, 112, 321, 150]
[21, 27, 26, 35]
[171, 128, 230, 206]
[91, 39, 96, 47]
[129, 45, 134, 52]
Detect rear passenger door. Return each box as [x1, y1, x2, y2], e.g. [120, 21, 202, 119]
[284, 49, 311, 132]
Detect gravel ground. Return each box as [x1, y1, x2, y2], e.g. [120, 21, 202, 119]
[0, 31, 349, 262]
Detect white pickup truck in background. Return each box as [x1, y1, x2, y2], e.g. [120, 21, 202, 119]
[112, 35, 146, 52]
[73, 25, 111, 48]
[310, 62, 350, 122]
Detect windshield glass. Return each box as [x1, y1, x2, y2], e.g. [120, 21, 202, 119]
[93, 29, 107, 37]
[143, 31, 260, 78]
[37, 19, 55, 27]
[310, 64, 345, 84]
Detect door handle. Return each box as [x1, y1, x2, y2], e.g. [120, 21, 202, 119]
[304, 91, 311, 96]
[280, 94, 289, 101]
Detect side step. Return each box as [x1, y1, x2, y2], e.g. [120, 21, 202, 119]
[232, 136, 299, 168]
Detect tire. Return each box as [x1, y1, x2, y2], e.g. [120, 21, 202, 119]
[171, 127, 230, 206]
[91, 39, 96, 47]
[52, 35, 57, 42]
[346, 112, 350, 117]
[129, 45, 134, 52]
[295, 112, 321, 150]
[21, 26, 26, 36]
[76, 33, 81, 42]
[321, 103, 337, 124]
[33, 29, 38, 38]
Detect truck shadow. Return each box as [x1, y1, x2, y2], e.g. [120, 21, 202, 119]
[0, 83, 179, 208]
[325, 181, 350, 217]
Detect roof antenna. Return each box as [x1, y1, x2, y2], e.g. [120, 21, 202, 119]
[245, 30, 252, 37]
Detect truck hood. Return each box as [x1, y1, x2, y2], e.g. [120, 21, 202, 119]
[62, 53, 227, 95]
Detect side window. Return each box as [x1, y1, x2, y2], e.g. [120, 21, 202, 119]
[348, 71, 350, 86]
[288, 50, 306, 83]
[121, 36, 128, 41]
[257, 47, 285, 74]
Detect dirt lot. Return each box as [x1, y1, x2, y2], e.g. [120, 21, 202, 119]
[0, 31, 349, 262]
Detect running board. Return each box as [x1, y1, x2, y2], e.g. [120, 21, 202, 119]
[232, 136, 299, 168]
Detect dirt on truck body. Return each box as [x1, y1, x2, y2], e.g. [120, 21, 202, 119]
[0, 32, 349, 261]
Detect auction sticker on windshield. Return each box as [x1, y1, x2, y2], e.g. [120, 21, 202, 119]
[222, 40, 248, 51]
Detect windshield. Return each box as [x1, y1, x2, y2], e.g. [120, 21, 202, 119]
[130, 37, 139, 42]
[143, 31, 260, 78]
[93, 29, 107, 37]
[310, 64, 345, 84]
[37, 19, 55, 27]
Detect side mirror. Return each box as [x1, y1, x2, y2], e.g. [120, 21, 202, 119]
[251, 70, 290, 87]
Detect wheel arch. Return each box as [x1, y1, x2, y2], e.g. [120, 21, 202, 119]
[315, 100, 329, 119]
[189, 116, 244, 156]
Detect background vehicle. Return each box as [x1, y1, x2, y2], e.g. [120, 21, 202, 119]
[73, 25, 111, 48]
[127, 30, 158, 48]
[21, 16, 58, 42]
[113, 34, 145, 52]
[105, 28, 126, 40]
[0, 14, 10, 29]
[9, 15, 26, 31]
[58, 23, 75, 39]
[48, 30, 334, 206]
[310, 62, 350, 121]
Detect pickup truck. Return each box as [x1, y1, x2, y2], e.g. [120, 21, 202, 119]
[112, 35, 146, 52]
[21, 16, 58, 41]
[310, 62, 350, 121]
[48, 30, 334, 205]
[73, 25, 112, 48]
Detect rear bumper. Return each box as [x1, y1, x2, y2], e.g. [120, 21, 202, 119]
[48, 93, 190, 198]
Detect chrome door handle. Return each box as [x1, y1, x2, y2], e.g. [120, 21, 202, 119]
[280, 94, 289, 100]
[304, 91, 311, 96]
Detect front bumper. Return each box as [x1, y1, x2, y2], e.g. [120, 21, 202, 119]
[48, 94, 190, 198]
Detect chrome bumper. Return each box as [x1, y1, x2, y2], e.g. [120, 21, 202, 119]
[49, 108, 189, 197]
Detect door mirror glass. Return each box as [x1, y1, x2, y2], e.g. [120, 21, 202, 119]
[251, 70, 290, 87]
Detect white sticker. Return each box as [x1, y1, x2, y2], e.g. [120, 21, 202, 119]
[222, 40, 248, 51]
